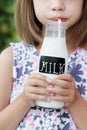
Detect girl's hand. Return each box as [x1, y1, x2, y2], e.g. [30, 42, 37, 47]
[23, 73, 49, 107]
[47, 73, 77, 107]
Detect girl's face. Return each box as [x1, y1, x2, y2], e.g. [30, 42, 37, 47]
[33, 0, 83, 29]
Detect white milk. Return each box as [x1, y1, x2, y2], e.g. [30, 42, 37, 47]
[36, 20, 68, 109]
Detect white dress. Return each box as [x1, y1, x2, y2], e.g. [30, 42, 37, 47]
[10, 42, 87, 130]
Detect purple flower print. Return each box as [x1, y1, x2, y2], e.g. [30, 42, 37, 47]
[19, 120, 25, 129]
[77, 83, 86, 95]
[33, 50, 39, 56]
[70, 64, 83, 82]
[16, 67, 23, 79]
[26, 61, 33, 67]
[58, 123, 70, 130]
[82, 54, 87, 64]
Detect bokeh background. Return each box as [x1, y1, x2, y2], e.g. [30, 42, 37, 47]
[0, 0, 19, 53]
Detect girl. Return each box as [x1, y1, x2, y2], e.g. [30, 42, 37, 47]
[0, 0, 87, 129]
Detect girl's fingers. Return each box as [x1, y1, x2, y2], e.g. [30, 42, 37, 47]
[55, 73, 74, 82]
[46, 74, 76, 106]
[51, 95, 74, 103]
[24, 73, 51, 102]
[51, 79, 70, 89]
[25, 85, 49, 95]
[25, 93, 50, 101]
[51, 74, 76, 90]
[26, 78, 48, 88]
[29, 73, 47, 81]
[25, 73, 48, 88]
[47, 85, 75, 97]
[24, 73, 76, 106]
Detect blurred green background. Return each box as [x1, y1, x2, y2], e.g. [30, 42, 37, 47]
[0, 0, 19, 53]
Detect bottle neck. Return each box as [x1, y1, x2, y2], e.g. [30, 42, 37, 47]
[45, 20, 66, 38]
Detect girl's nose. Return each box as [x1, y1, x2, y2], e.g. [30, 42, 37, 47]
[51, 0, 65, 11]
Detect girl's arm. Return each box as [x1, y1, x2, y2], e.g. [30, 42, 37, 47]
[69, 92, 87, 130]
[48, 74, 87, 130]
[0, 47, 31, 130]
[0, 47, 49, 130]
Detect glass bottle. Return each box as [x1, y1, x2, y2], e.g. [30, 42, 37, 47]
[36, 19, 68, 109]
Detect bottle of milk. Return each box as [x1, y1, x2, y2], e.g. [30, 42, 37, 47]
[36, 19, 68, 109]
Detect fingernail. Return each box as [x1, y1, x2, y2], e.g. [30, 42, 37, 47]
[46, 97, 51, 101]
[47, 85, 53, 90]
[54, 75, 59, 79]
[46, 78, 52, 83]
[50, 93, 55, 96]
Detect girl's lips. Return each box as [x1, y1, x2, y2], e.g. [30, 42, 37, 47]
[50, 17, 67, 22]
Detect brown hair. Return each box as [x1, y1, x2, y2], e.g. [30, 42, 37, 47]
[67, 0, 87, 49]
[14, 0, 87, 49]
[14, 0, 43, 47]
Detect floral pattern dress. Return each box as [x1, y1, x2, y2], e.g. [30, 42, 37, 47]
[10, 42, 87, 130]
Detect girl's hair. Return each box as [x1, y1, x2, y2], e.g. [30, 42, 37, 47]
[14, 0, 87, 48]
[14, 0, 43, 47]
[67, 0, 87, 49]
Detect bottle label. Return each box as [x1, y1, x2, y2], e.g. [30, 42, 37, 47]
[39, 56, 65, 75]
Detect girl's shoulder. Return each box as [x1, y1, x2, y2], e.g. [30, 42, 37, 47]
[10, 41, 36, 57]
[69, 47, 87, 58]
[10, 41, 39, 66]
[68, 47, 87, 67]
[0, 46, 13, 68]
[10, 41, 30, 53]
[0, 47, 13, 109]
